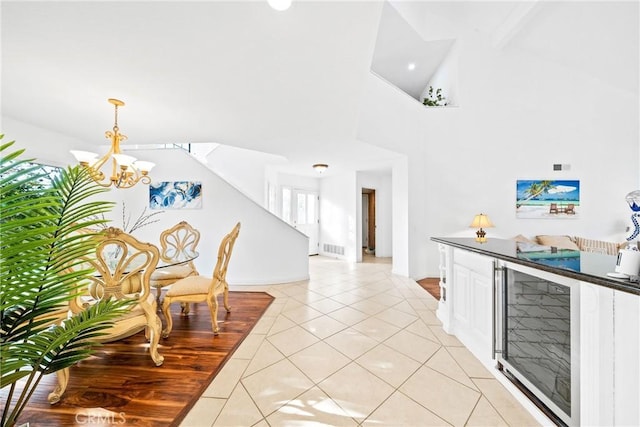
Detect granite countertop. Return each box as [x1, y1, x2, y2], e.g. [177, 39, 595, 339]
[431, 237, 640, 296]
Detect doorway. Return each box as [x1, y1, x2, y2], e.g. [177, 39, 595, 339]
[362, 188, 376, 255]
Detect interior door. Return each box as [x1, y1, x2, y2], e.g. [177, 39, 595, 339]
[362, 194, 369, 249]
[362, 188, 375, 251]
[289, 189, 319, 255]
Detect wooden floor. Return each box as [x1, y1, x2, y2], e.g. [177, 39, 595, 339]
[5, 291, 274, 427]
[416, 277, 440, 300]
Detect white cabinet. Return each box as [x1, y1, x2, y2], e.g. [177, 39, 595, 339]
[579, 283, 640, 427]
[613, 289, 640, 426]
[435, 240, 640, 427]
[443, 248, 495, 366]
[580, 282, 614, 426]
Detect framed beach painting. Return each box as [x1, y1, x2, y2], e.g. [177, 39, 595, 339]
[150, 181, 202, 210]
[516, 179, 580, 219]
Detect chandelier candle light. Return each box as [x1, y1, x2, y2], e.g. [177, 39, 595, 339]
[470, 213, 494, 243]
[71, 98, 155, 189]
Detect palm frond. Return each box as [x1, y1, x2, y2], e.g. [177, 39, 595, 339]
[0, 137, 133, 426]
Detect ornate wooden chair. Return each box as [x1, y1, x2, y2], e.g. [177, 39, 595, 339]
[150, 221, 200, 302]
[162, 222, 241, 337]
[48, 227, 164, 404]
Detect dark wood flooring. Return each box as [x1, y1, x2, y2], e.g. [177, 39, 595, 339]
[417, 277, 440, 300]
[5, 291, 274, 427]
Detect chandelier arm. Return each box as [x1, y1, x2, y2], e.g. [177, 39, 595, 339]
[115, 170, 150, 189]
[82, 165, 109, 186]
[110, 157, 122, 184]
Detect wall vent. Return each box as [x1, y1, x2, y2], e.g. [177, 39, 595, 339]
[323, 244, 344, 255]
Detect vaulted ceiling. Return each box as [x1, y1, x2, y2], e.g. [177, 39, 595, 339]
[2, 1, 637, 176]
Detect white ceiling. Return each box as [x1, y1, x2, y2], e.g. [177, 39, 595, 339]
[2, 1, 638, 177]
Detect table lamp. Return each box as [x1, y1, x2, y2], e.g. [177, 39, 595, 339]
[470, 213, 494, 243]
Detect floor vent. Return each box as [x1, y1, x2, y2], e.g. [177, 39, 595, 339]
[323, 244, 345, 255]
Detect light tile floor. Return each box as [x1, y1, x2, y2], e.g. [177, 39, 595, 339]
[181, 256, 543, 427]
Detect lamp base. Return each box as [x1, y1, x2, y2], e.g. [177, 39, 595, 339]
[475, 228, 487, 243]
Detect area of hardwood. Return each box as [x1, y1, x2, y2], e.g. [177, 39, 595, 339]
[417, 277, 440, 300]
[7, 291, 274, 427]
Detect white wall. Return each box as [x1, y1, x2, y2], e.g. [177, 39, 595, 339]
[106, 149, 309, 285]
[424, 40, 459, 107]
[391, 156, 410, 277]
[2, 117, 93, 167]
[357, 10, 639, 278]
[319, 172, 358, 261]
[205, 144, 286, 206]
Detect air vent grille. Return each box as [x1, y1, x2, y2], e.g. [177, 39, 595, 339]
[323, 244, 344, 255]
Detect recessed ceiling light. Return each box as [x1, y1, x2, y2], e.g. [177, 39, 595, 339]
[268, 0, 292, 11]
[407, 62, 416, 71]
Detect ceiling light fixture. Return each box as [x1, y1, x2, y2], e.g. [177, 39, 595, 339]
[268, 0, 292, 11]
[313, 163, 329, 173]
[71, 98, 154, 189]
[407, 62, 416, 71]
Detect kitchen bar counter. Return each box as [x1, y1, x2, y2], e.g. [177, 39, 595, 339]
[432, 237, 640, 427]
[431, 237, 639, 295]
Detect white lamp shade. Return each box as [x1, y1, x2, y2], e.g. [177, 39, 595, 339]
[112, 153, 137, 167]
[470, 214, 494, 228]
[134, 160, 155, 173]
[70, 150, 98, 164]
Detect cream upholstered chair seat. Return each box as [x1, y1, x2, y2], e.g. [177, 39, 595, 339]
[150, 221, 200, 300]
[162, 222, 240, 337]
[164, 275, 216, 296]
[48, 227, 164, 404]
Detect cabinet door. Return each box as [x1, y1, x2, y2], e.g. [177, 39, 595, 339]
[580, 282, 614, 426]
[580, 283, 640, 426]
[452, 264, 470, 328]
[451, 249, 495, 366]
[470, 271, 493, 350]
[614, 289, 640, 426]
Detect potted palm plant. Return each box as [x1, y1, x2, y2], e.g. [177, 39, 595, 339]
[0, 136, 132, 427]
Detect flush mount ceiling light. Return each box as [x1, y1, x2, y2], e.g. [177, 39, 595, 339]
[313, 163, 329, 173]
[70, 98, 155, 189]
[268, 0, 292, 11]
[407, 62, 416, 71]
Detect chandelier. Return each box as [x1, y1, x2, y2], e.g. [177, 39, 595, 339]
[71, 98, 154, 189]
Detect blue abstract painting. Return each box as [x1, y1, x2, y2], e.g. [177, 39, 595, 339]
[149, 181, 202, 210]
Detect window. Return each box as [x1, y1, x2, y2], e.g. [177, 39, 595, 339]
[0, 161, 62, 195]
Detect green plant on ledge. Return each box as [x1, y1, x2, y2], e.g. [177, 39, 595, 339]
[422, 86, 448, 106]
[0, 136, 132, 427]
